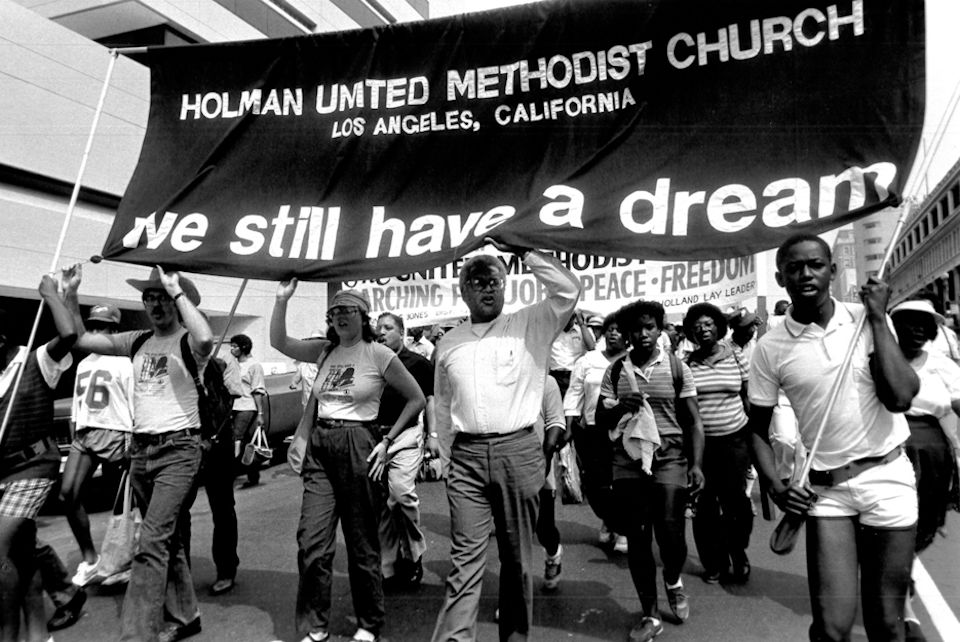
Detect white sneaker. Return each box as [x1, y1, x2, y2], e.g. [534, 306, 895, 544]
[100, 569, 131, 586]
[598, 524, 613, 545]
[613, 535, 629, 554]
[351, 628, 377, 642]
[543, 545, 563, 591]
[71, 557, 101, 586]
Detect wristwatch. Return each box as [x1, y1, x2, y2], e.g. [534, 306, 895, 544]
[428, 431, 439, 439]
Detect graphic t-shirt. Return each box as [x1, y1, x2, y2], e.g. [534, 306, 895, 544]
[312, 341, 397, 421]
[72, 354, 134, 432]
[118, 329, 209, 435]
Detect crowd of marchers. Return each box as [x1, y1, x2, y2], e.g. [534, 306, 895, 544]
[1, 232, 959, 642]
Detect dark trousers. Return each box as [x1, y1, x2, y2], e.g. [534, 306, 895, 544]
[572, 422, 614, 527]
[184, 436, 239, 582]
[35, 540, 79, 608]
[432, 428, 544, 642]
[121, 432, 202, 641]
[296, 424, 384, 636]
[904, 418, 955, 552]
[536, 488, 560, 556]
[692, 430, 754, 574]
[233, 411, 260, 484]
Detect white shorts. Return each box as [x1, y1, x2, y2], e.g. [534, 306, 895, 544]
[808, 453, 918, 529]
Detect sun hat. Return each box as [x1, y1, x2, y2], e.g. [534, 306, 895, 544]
[328, 289, 370, 314]
[586, 314, 604, 327]
[87, 304, 121, 325]
[890, 299, 945, 325]
[126, 267, 201, 306]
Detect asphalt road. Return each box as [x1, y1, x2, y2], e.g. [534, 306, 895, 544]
[36, 464, 957, 641]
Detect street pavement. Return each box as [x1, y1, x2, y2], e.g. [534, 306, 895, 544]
[37, 463, 956, 641]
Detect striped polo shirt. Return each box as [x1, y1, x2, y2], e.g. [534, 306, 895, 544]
[686, 344, 749, 437]
[599, 350, 696, 438]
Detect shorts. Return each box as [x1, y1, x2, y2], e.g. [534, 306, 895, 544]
[72, 427, 130, 463]
[612, 434, 688, 487]
[808, 452, 918, 528]
[0, 477, 56, 519]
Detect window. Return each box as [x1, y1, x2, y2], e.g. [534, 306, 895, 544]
[951, 183, 959, 212]
[865, 253, 884, 261]
[866, 237, 883, 245]
[864, 222, 879, 229]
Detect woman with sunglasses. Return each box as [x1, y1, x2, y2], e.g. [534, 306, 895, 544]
[271, 283, 425, 642]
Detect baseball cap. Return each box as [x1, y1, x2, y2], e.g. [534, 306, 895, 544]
[87, 304, 121, 325]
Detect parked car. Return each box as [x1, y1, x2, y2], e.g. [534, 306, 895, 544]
[46, 370, 302, 513]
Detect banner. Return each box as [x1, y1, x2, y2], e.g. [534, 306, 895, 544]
[102, 0, 925, 281]
[345, 251, 756, 326]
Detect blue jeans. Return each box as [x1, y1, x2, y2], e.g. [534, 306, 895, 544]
[432, 428, 544, 642]
[296, 424, 384, 636]
[120, 431, 202, 641]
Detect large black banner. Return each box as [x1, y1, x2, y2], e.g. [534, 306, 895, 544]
[102, 0, 925, 281]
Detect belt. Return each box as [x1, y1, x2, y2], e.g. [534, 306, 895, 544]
[2, 436, 56, 467]
[808, 447, 902, 487]
[455, 426, 534, 441]
[317, 419, 372, 430]
[133, 428, 201, 445]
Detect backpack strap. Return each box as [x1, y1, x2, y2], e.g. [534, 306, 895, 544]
[668, 352, 683, 399]
[179, 333, 204, 398]
[129, 330, 154, 359]
[610, 356, 625, 395]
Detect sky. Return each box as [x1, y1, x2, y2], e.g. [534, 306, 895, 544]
[430, 0, 960, 204]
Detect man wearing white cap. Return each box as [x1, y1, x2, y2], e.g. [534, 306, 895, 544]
[60, 304, 134, 587]
[65, 264, 213, 642]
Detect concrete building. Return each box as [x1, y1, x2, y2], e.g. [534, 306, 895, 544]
[1, 0, 433, 369]
[887, 158, 960, 325]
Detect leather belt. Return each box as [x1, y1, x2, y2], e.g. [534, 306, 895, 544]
[317, 419, 371, 430]
[2, 436, 56, 466]
[132, 428, 201, 445]
[808, 447, 902, 487]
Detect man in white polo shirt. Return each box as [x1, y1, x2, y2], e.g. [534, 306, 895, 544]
[748, 234, 919, 642]
[431, 240, 580, 642]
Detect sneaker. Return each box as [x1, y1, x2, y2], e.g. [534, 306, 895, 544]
[543, 545, 563, 591]
[100, 569, 131, 586]
[158, 616, 201, 642]
[664, 580, 690, 621]
[628, 616, 663, 642]
[702, 570, 721, 584]
[299, 631, 329, 642]
[598, 524, 613, 545]
[409, 557, 423, 586]
[728, 552, 751, 584]
[613, 535, 629, 554]
[350, 627, 378, 642]
[71, 557, 101, 587]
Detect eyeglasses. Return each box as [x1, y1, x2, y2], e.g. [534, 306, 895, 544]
[328, 306, 360, 318]
[141, 292, 172, 305]
[466, 276, 505, 291]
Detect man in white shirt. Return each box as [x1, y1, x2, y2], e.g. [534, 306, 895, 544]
[548, 311, 595, 397]
[431, 240, 580, 642]
[748, 234, 919, 642]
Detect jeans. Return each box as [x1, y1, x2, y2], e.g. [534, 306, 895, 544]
[184, 435, 239, 581]
[379, 426, 426, 578]
[692, 429, 754, 574]
[296, 424, 384, 636]
[432, 428, 544, 642]
[120, 432, 202, 642]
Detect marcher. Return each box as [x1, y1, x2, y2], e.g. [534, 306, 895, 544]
[66, 264, 213, 642]
[374, 312, 437, 590]
[724, 308, 760, 362]
[549, 311, 595, 397]
[534, 375, 569, 592]
[431, 240, 580, 642]
[682, 303, 752, 584]
[890, 298, 960, 641]
[271, 286, 424, 642]
[230, 334, 266, 488]
[595, 299, 704, 642]
[0, 277, 76, 642]
[563, 313, 628, 551]
[748, 234, 919, 642]
[405, 326, 435, 361]
[60, 303, 134, 587]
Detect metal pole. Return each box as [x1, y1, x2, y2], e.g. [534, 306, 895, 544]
[1, 50, 120, 448]
[213, 279, 249, 358]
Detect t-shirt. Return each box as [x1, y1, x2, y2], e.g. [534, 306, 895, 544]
[233, 359, 266, 412]
[749, 300, 909, 470]
[550, 325, 587, 371]
[563, 348, 625, 426]
[118, 329, 209, 435]
[376, 347, 433, 428]
[72, 354, 134, 432]
[686, 344, 749, 437]
[312, 340, 397, 421]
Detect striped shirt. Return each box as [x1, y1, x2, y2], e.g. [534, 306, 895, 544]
[686, 344, 749, 437]
[599, 350, 696, 438]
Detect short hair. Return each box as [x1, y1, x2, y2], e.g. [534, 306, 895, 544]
[601, 313, 619, 333]
[682, 303, 727, 339]
[459, 255, 507, 290]
[615, 300, 666, 331]
[773, 299, 790, 315]
[230, 334, 252, 355]
[377, 312, 405, 333]
[775, 233, 832, 270]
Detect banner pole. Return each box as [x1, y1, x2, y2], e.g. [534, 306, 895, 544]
[0, 50, 120, 449]
[213, 278, 249, 358]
